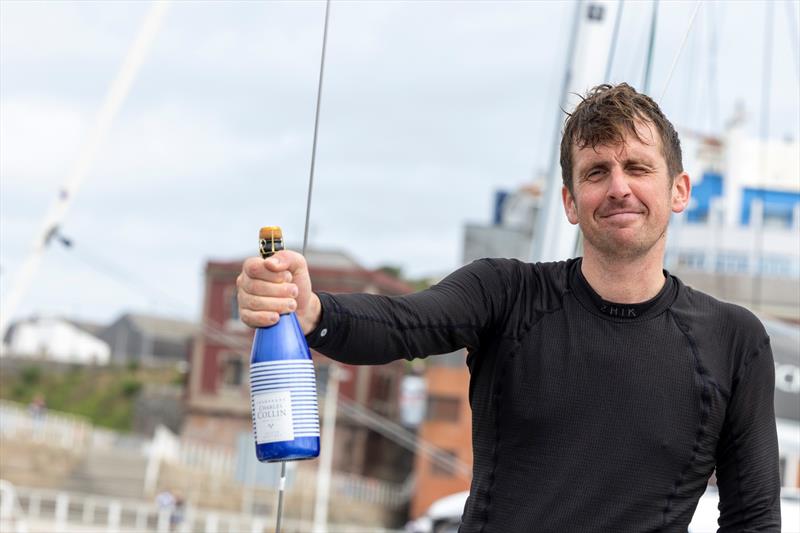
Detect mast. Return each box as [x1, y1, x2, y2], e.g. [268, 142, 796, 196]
[531, 0, 622, 263]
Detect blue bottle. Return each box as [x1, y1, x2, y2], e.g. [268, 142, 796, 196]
[249, 227, 320, 463]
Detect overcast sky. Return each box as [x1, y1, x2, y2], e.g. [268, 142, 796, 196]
[1, 0, 798, 325]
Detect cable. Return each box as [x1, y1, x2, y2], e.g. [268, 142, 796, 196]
[302, 0, 331, 258]
[288, 2, 332, 532]
[706, 1, 719, 132]
[0, 1, 170, 349]
[785, 0, 800, 83]
[658, 0, 702, 103]
[643, 0, 659, 94]
[753, 0, 775, 311]
[604, 0, 625, 83]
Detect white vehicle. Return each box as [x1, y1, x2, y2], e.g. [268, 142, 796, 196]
[408, 487, 800, 532]
[405, 491, 468, 533]
[688, 486, 800, 532]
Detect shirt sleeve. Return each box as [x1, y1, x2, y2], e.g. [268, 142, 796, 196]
[304, 258, 512, 365]
[715, 337, 782, 532]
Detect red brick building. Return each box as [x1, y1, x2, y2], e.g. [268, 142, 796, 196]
[410, 351, 473, 518]
[182, 249, 416, 481]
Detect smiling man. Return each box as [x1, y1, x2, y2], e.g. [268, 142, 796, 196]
[237, 83, 780, 532]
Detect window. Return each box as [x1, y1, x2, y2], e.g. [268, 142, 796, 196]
[230, 291, 239, 321]
[430, 449, 458, 477]
[760, 256, 793, 277]
[221, 355, 244, 388]
[678, 251, 706, 270]
[225, 288, 247, 330]
[715, 253, 748, 274]
[427, 395, 460, 422]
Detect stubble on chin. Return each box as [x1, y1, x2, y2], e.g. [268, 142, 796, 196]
[581, 224, 668, 261]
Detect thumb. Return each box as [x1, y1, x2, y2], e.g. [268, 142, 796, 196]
[263, 250, 308, 276]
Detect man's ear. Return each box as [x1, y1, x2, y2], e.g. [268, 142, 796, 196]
[671, 172, 691, 213]
[562, 185, 579, 225]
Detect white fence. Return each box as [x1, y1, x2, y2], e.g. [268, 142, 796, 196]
[0, 480, 402, 533]
[0, 400, 92, 451]
[1, 400, 409, 509]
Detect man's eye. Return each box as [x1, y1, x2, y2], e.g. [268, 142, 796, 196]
[629, 166, 648, 174]
[586, 169, 604, 180]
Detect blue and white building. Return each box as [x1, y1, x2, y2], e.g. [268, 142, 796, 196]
[666, 119, 800, 321]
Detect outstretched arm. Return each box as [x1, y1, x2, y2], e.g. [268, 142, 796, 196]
[237, 251, 513, 365]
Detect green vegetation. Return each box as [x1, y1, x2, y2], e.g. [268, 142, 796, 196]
[0, 363, 181, 432]
[377, 264, 436, 292]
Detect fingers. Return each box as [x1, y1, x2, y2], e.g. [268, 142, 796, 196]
[263, 250, 307, 275]
[238, 274, 298, 298]
[238, 291, 297, 314]
[238, 251, 310, 329]
[240, 309, 280, 328]
[243, 257, 293, 282]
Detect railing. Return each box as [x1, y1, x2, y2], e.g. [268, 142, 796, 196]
[331, 471, 406, 508]
[0, 479, 28, 533]
[159, 430, 408, 507]
[0, 400, 410, 508]
[1, 481, 403, 533]
[178, 440, 236, 478]
[0, 399, 91, 451]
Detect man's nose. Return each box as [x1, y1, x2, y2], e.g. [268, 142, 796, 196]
[606, 167, 632, 200]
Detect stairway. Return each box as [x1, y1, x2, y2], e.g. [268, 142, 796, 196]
[62, 447, 149, 499]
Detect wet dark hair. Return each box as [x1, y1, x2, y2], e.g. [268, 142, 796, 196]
[560, 83, 683, 193]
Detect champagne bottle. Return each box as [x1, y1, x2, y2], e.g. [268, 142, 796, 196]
[249, 226, 321, 462]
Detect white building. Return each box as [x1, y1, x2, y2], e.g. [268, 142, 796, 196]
[666, 120, 800, 320]
[3, 316, 110, 365]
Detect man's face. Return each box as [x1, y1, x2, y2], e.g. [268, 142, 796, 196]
[562, 122, 690, 261]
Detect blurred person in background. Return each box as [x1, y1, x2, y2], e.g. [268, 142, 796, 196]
[237, 83, 780, 532]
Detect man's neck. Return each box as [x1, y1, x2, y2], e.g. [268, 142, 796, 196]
[581, 246, 667, 304]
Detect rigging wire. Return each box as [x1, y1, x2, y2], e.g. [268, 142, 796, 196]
[785, 0, 800, 83]
[706, 1, 720, 132]
[0, 1, 170, 348]
[604, 0, 625, 83]
[643, 0, 659, 94]
[753, 0, 775, 311]
[681, 8, 700, 131]
[625, 8, 653, 86]
[288, 2, 331, 532]
[658, 0, 702, 103]
[302, 0, 331, 258]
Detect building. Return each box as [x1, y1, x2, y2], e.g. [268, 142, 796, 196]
[100, 312, 197, 366]
[409, 350, 472, 519]
[462, 184, 543, 264]
[665, 120, 800, 321]
[183, 248, 416, 481]
[2, 316, 110, 365]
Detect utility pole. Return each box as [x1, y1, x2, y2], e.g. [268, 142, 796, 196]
[312, 363, 343, 532]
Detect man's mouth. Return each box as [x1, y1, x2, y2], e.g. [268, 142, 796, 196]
[600, 210, 644, 222]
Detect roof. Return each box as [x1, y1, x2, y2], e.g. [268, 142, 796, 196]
[66, 318, 105, 337]
[4, 315, 106, 342]
[205, 247, 415, 296]
[113, 313, 198, 341]
[206, 247, 362, 272]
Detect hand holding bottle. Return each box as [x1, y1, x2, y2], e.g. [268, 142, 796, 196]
[237, 250, 321, 334]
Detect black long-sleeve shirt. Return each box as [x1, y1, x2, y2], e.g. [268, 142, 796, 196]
[306, 258, 781, 532]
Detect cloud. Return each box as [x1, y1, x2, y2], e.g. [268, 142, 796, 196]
[1, 0, 798, 325]
[0, 97, 88, 188]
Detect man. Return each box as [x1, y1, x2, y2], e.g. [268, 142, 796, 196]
[237, 84, 781, 532]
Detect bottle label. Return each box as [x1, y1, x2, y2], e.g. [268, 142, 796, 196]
[250, 359, 320, 443]
[253, 390, 295, 444]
